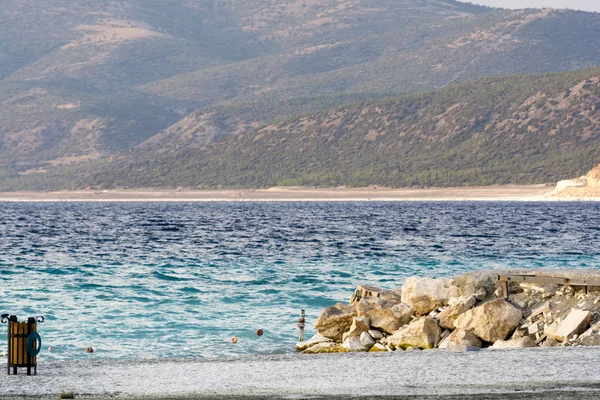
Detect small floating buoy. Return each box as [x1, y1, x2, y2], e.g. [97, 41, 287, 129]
[231, 337, 238, 344]
[48, 346, 54, 352]
[256, 329, 264, 337]
[86, 347, 94, 353]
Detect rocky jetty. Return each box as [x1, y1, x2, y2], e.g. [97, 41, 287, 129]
[297, 270, 600, 353]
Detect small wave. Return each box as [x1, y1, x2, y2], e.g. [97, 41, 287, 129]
[152, 271, 189, 281]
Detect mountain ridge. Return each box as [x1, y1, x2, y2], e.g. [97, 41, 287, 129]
[1, 1, 600, 189]
[1, 2, 600, 171]
[3, 67, 598, 190]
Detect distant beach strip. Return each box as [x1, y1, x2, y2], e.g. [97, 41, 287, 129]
[0, 184, 588, 202]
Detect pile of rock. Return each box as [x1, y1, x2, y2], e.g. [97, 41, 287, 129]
[551, 164, 600, 198]
[297, 271, 600, 353]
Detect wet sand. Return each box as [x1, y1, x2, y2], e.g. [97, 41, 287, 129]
[2, 348, 600, 399]
[0, 185, 569, 202]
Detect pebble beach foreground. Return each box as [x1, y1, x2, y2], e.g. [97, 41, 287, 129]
[298, 269, 600, 354]
[2, 348, 600, 399]
[4, 269, 600, 399]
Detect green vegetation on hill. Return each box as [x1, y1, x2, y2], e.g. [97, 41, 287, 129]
[4, 68, 599, 190]
[1, 0, 600, 180]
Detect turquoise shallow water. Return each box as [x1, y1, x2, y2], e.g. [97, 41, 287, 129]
[1, 201, 599, 360]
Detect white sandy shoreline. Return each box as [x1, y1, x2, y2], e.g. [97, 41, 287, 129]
[1, 185, 596, 202]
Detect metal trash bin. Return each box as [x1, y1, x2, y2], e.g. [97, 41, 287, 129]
[1, 314, 44, 375]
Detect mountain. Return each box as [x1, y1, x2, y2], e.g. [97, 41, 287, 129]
[5, 67, 599, 190]
[1, 0, 600, 184]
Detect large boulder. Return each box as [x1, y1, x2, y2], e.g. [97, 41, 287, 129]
[451, 271, 501, 299]
[316, 306, 355, 342]
[549, 309, 592, 342]
[355, 296, 390, 316]
[342, 316, 371, 341]
[296, 333, 332, 351]
[370, 303, 414, 334]
[453, 299, 522, 343]
[334, 302, 355, 313]
[387, 317, 441, 350]
[438, 328, 482, 349]
[401, 277, 459, 314]
[491, 337, 536, 349]
[437, 295, 477, 330]
[350, 285, 402, 306]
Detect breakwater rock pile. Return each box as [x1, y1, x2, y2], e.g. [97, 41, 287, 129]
[297, 270, 600, 353]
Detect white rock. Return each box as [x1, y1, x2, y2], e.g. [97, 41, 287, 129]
[544, 321, 559, 337]
[554, 177, 587, 194]
[437, 295, 476, 331]
[342, 316, 371, 341]
[549, 309, 592, 342]
[387, 317, 441, 350]
[474, 291, 486, 301]
[438, 328, 482, 349]
[453, 299, 522, 343]
[350, 285, 402, 306]
[448, 344, 480, 352]
[355, 296, 389, 316]
[333, 302, 354, 313]
[530, 302, 550, 318]
[359, 331, 376, 348]
[494, 287, 504, 298]
[296, 333, 332, 351]
[401, 277, 459, 315]
[315, 306, 356, 341]
[369, 343, 388, 352]
[302, 342, 342, 354]
[341, 336, 367, 352]
[370, 303, 414, 334]
[528, 323, 540, 335]
[492, 336, 536, 349]
[368, 329, 384, 340]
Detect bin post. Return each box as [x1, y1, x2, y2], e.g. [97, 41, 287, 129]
[297, 309, 305, 342]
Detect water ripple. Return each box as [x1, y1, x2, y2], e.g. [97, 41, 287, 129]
[1, 201, 600, 360]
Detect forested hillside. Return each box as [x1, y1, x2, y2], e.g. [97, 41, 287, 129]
[1, 0, 600, 185]
[5, 68, 599, 190]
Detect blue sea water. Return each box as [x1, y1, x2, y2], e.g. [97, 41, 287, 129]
[1, 201, 600, 361]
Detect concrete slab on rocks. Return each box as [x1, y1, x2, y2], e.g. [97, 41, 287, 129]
[550, 309, 592, 342]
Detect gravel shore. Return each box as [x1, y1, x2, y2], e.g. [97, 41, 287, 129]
[2, 347, 600, 399]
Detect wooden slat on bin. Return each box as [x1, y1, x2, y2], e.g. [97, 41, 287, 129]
[18, 323, 23, 367]
[16, 323, 20, 367]
[9, 323, 14, 366]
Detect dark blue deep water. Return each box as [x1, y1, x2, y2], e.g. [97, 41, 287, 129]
[1, 201, 599, 360]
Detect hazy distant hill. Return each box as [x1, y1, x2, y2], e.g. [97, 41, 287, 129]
[1, 0, 600, 183]
[5, 68, 599, 190]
